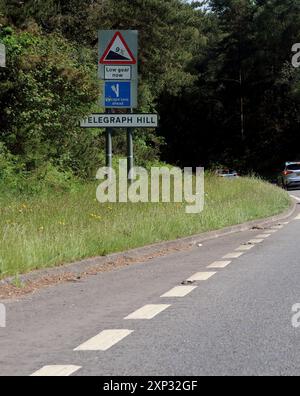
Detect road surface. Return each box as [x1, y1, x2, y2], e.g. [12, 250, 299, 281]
[1, 192, 300, 376]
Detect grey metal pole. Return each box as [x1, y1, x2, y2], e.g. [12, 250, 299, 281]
[106, 128, 112, 169]
[106, 109, 112, 170]
[127, 109, 134, 182]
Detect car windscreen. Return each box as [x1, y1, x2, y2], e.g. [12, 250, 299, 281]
[287, 164, 300, 170]
[217, 170, 237, 175]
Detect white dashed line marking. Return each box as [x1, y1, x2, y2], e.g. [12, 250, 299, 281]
[248, 239, 264, 244]
[161, 286, 197, 298]
[271, 225, 284, 229]
[294, 214, 300, 220]
[187, 272, 216, 281]
[124, 304, 170, 320]
[256, 234, 271, 238]
[207, 260, 231, 269]
[266, 229, 278, 233]
[74, 329, 133, 351]
[31, 365, 81, 377]
[223, 252, 244, 259]
[235, 245, 255, 251]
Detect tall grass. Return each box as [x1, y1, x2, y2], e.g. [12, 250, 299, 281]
[0, 174, 290, 278]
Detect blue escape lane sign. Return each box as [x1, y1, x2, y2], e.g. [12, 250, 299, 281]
[104, 81, 131, 108]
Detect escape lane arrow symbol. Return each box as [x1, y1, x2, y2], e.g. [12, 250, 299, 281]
[111, 84, 120, 98]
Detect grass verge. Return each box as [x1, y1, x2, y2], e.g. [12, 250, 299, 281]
[0, 174, 290, 279]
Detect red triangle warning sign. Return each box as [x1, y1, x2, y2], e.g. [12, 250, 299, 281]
[100, 32, 136, 65]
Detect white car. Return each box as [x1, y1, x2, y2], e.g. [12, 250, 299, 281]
[278, 162, 300, 190]
[216, 169, 239, 179]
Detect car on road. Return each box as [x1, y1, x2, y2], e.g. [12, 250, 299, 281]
[215, 169, 239, 179]
[278, 162, 300, 190]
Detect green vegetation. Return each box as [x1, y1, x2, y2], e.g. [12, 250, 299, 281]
[0, 0, 201, 180]
[2, 1, 300, 178]
[0, 175, 290, 279]
[2, 0, 300, 181]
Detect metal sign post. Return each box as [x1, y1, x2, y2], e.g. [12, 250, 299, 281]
[105, 109, 113, 171]
[127, 109, 134, 182]
[0, 44, 6, 68]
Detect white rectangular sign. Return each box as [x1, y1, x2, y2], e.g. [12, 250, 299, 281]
[0, 44, 5, 68]
[80, 114, 158, 128]
[104, 65, 131, 80]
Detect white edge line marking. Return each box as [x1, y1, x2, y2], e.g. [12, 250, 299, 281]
[223, 252, 244, 259]
[290, 194, 300, 202]
[124, 304, 170, 320]
[31, 365, 81, 377]
[207, 260, 231, 269]
[161, 285, 197, 298]
[187, 272, 217, 281]
[74, 329, 133, 351]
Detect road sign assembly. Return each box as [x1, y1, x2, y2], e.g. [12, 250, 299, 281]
[81, 30, 158, 181]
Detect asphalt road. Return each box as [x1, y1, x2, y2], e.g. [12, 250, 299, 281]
[1, 191, 300, 376]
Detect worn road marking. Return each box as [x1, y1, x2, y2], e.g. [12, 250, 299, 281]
[290, 194, 300, 202]
[125, 304, 170, 320]
[161, 286, 197, 298]
[256, 234, 271, 238]
[74, 330, 133, 351]
[271, 225, 284, 229]
[294, 214, 300, 220]
[235, 245, 255, 251]
[31, 365, 81, 377]
[207, 260, 231, 269]
[187, 272, 216, 281]
[223, 252, 244, 259]
[266, 229, 278, 233]
[248, 239, 264, 244]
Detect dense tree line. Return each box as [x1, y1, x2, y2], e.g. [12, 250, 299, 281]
[1, 0, 300, 188]
[159, 0, 300, 175]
